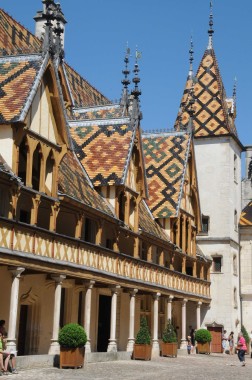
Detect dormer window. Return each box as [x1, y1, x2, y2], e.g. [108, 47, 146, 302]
[118, 192, 126, 223]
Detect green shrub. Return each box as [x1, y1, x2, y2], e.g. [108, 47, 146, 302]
[195, 329, 212, 343]
[135, 317, 151, 345]
[162, 319, 177, 343]
[241, 325, 250, 345]
[58, 323, 87, 348]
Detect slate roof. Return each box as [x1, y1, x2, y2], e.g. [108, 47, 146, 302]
[58, 150, 114, 216]
[239, 202, 252, 226]
[175, 47, 237, 138]
[139, 200, 171, 242]
[69, 120, 135, 187]
[142, 131, 191, 218]
[0, 55, 43, 123]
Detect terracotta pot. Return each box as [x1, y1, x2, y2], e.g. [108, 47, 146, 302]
[60, 347, 85, 368]
[161, 342, 178, 357]
[196, 342, 210, 354]
[133, 344, 152, 360]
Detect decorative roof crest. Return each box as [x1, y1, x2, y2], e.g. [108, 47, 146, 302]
[207, 0, 214, 50]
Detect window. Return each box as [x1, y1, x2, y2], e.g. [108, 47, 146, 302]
[233, 255, 237, 275]
[234, 154, 237, 182]
[19, 209, 31, 224]
[212, 257, 222, 272]
[234, 210, 238, 231]
[234, 287, 238, 309]
[202, 215, 209, 233]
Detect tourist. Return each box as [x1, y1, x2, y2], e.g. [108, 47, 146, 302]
[237, 332, 247, 366]
[222, 329, 228, 354]
[190, 328, 196, 354]
[187, 336, 192, 354]
[228, 331, 234, 355]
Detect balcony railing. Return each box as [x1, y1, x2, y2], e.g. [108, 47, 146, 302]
[0, 217, 211, 299]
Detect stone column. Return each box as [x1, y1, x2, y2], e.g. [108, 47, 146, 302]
[152, 292, 161, 358]
[84, 281, 95, 353]
[196, 301, 202, 330]
[107, 286, 120, 352]
[167, 295, 174, 322]
[48, 274, 66, 355]
[6, 267, 25, 352]
[180, 299, 188, 349]
[126, 289, 138, 352]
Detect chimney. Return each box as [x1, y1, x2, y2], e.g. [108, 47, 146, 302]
[34, 1, 67, 48]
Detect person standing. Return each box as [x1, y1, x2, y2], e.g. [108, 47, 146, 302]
[228, 331, 234, 355]
[237, 332, 247, 366]
[222, 330, 228, 354]
[190, 329, 196, 354]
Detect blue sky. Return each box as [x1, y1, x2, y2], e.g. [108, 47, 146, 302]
[2, 1, 252, 165]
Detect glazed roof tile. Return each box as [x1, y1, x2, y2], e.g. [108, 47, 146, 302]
[139, 200, 170, 242]
[0, 55, 43, 123]
[63, 62, 110, 108]
[72, 104, 124, 121]
[239, 202, 252, 226]
[175, 48, 237, 138]
[69, 121, 134, 187]
[58, 150, 114, 216]
[0, 9, 41, 55]
[142, 131, 191, 218]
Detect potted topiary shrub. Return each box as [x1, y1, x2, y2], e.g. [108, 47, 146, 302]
[195, 328, 212, 354]
[161, 319, 178, 357]
[58, 323, 87, 368]
[133, 316, 152, 360]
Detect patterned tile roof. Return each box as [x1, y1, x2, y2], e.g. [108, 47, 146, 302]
[175, 48, 237, 138]
[0, 9, 41, 55]
[72, 104, 124, 121]
[239, 202, 252, 226]
[0, 55, 43, 123]
[63, 62, 110, 108]
[139, 200, 170, 242]
[69, 122, 134, 186]
[142, 131, 191, 218]
[58, 150, 114, 216]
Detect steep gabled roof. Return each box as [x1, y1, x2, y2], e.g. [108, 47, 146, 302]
[69, 115, 136, 187]
[58, 150, 114, 216]
[175, 48, 237, 138]
[142, 131, 191, 218]
[63, 62, 110, 108]
[0, 54, 45, 123]
[239, 201, 252, 226]
[0, 9, 41, 55]
[139, 200, 171, 242]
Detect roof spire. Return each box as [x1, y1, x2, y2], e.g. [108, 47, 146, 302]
[130, 47, 142, 121]
[42, 0, 55, 55]
[187, 79, 196, 133]
[207, 0, 214, 50]
[188, 36, 194, 79]
[120, 43, 131, 113]
[231, 76, 237, 116]
[53, 2, 64, 61]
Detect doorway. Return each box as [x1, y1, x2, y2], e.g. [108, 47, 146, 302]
[17, 305, 29, 355]
[207, 326, 222, 353]
[97, 295, 111, 352]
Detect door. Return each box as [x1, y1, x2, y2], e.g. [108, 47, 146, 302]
[97, 295, 111, 352]
[17, 305, 29, 355]
[207, 326, 222, 353]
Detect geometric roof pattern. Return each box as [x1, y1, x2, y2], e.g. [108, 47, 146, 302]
[64, 62, 110, 108]
[142, 131, 191, 218]
[139, 200, 170, 242]
[58, 150, 114, 216]
[69, 122, 134, 187]
[0, 9, 41, 55]
[0, 55, 43, 123]
[72, 104, 124, 121]
[175, 48, 238, 138]
[239, 201, 252, 226]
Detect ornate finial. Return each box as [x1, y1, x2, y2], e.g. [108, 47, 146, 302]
[187, 80, 195, 133]
[120, 43, 131, 112]
[53, 2, 64, 61]
[207, 0, 214, 49]
[188, 36, 194, 79]
[131, 47, 141, 99]
[42, 0, 55, 55]
[231, 76, 237, 116]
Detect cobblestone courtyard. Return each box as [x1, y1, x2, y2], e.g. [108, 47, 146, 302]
[4, 354, 252, 380]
